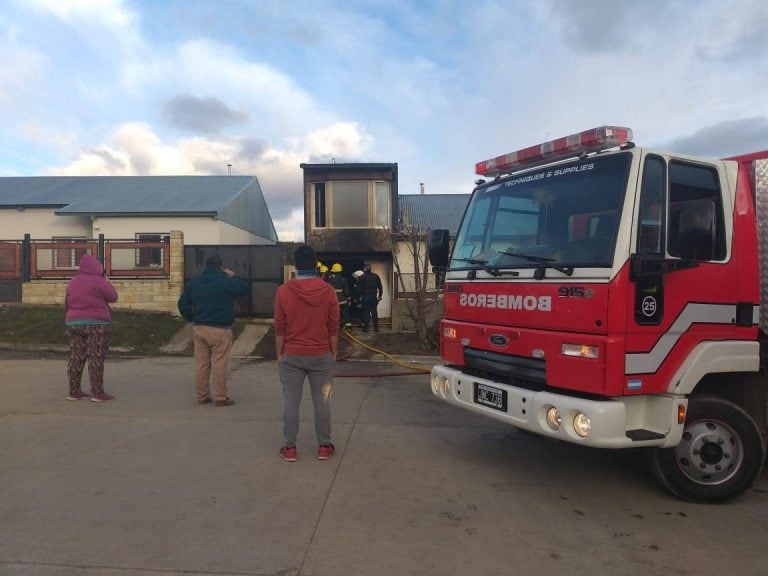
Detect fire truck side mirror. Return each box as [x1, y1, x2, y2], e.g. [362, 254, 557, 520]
[428, 229, 450, 269]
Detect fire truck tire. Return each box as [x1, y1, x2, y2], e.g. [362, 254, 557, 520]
[646, 395, 766, 503]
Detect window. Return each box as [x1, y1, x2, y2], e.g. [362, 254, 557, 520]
[53, 237, 88, 269]
[311, 181, 391, 228]
[136, 234, 163, 267]
[667, 162, 725, 260]
[332, 182, 369, 226]
[451, 153, 630, 269]
[634, 156, 667, 326]
[637, 156, 665, 254]
[375, 182, 389, 227]
[314, 183, 326, 227]
[488, 196, 540, 253]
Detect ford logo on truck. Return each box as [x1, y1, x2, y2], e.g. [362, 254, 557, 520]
[489, 334, 508, 346]
[459, 293, 552, 311]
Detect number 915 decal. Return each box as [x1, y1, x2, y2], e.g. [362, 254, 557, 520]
[558, 286, 594, 298]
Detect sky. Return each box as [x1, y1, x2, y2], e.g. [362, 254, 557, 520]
[1, 0, 767, 242]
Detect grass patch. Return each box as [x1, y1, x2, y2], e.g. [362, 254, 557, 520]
[0, 304, 186, 356]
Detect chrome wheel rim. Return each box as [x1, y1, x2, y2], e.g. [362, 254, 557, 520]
[675, 419, 743, 485]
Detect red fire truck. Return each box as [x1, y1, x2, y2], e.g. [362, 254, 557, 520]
[427, 126, 768, 502]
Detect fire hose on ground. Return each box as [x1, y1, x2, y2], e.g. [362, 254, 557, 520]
[333, 329, 433, 378]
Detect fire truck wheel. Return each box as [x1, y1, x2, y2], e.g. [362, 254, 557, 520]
[646, 394, 766, 504]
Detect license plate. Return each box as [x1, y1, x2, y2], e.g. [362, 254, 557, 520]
[474, 383, 507, 412]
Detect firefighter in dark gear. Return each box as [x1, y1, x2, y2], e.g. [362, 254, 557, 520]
[328, 263, 350, 326]
[357, 263, 383, 332]
[350, 270, 364, 327]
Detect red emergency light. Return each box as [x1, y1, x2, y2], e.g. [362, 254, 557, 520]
[476, 126, 633, 177]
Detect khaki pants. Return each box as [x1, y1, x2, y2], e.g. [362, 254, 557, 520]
[192, 325, 233, 402]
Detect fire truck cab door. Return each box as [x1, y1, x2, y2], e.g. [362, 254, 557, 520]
[627, 153, 730, 384]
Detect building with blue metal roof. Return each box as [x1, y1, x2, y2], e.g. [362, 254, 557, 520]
[0, 176, 277, 244]
[397, 194, 470, 236]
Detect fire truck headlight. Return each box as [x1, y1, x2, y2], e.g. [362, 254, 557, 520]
[441, 378, 450, 397]
[431, 374, 440, 395]
[561, 343, 599, 359]
[545, 407, 562, 431]
[573, 413, 592, 437]
[443, 326, 457, 340]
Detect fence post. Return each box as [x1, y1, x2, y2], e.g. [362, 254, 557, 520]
[169, 231, 184, 287]
[98, 234, 105, 263]
[22, 234, 30, 282]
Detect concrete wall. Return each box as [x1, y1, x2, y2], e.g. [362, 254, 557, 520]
[22, 231, 186, 314]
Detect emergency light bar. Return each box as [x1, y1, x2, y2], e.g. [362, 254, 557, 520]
[476, 126, 633, 177]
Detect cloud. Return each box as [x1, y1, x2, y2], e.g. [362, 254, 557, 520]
[47, 123, 191, 176]
[693, 0, 768, 62]
[0, 26, 45, 109]
[20, 121, 76, 149]
[664, 117, 768, 158]
[45, 120, 373, 241]
[544, 0, 669, 54]
[26, 0, 135, 27]
[161, 94, 249, 134]
[299, 122, 374, 163]
[271, 208, 305, 243]
[120, 39, 333, 138]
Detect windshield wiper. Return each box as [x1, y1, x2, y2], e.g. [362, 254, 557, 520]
[452, 257, 519, 277]
[499, 250, 574, 277]
[454, 257, 488, 266]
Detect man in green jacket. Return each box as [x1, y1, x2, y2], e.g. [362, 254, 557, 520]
[178, 254, 250, 406]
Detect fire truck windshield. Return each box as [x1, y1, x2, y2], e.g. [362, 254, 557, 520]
[450, 153, 632, 272]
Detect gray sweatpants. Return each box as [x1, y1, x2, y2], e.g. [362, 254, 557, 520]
[279, 353, 335, 446]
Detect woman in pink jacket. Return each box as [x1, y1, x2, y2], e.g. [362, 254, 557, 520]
[65, 254, 118, 402]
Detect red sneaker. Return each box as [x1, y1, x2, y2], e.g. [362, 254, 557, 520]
[317, 443, 335, 460]
[67, 391, 91, 401]
[280, 446, 297, 462]
[90, 392, 114, 403]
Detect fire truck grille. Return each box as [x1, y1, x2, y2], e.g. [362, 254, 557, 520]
[462, 348, 546, 390]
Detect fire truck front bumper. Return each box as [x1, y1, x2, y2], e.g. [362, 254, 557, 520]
[430, 364, 686, 449]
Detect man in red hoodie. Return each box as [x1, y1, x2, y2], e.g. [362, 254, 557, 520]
[274, 245, 340, 462]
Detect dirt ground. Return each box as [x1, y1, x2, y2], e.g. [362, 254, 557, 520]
[251, 326, 437, 360]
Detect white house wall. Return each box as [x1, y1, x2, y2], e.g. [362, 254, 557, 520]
[393, 240, 427, 274]
[0, 208, 90, 239]
[93, 217, 275, 244]
[0, 209, 276, 245]
[217, 221, 274, 244]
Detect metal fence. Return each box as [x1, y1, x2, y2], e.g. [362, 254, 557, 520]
[0, 241, 22, 279]
[0, 235, 172, 281]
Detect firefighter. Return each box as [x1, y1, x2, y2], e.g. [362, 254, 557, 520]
[328, 263, 350, 326]
[318, 263, 329, 281]
[357, 263, 383, 332]
[350, 270, 364, 327]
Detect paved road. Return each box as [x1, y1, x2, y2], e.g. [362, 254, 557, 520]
[1, 353, 766, 576]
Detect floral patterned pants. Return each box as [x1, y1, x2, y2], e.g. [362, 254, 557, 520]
[67, 324, 111, 395]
